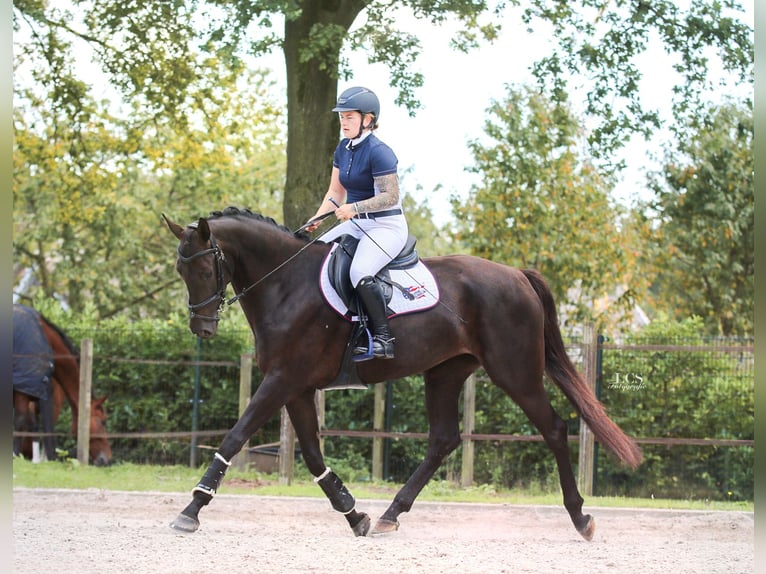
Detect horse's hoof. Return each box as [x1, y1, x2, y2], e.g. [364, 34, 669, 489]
[371, 518, 400, 535]
[577, 514, 595, 541]
[169, 513, 200, 533]
[351, 513, 371, 537]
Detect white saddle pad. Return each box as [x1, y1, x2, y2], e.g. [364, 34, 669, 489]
[319, 244, 440, 319]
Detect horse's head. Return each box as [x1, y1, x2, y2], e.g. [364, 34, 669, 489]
[164, 214, 230, 338]
[89, 396, 112, 466]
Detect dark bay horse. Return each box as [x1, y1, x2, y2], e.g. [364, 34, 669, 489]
[164, 207, 642, 540]
[12, 304, 112, 466]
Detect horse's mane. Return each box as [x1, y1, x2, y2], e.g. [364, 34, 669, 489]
[39, 313, 80, 361]
[206, 207, 311, 242]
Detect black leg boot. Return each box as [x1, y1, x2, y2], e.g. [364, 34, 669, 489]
[354, 276, 395, 359]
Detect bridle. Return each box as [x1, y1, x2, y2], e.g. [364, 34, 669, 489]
[176, 230, 229, 322]
[174, 214, 340, 321]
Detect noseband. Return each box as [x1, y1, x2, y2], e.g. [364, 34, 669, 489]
[177, 231, 228, 322]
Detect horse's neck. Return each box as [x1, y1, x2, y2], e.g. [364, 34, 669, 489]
[232, 223, 304, 258]
[45, 333, 81, 414]
[225, 226, 326, 320]
[58, 379, 79, 415]
[224, 223, 317, 287]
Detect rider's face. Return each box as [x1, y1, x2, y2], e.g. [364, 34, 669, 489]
[339, 111, 372, 137]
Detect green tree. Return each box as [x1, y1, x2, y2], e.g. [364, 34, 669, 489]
[400, 191, 456, 258]
[522, 0, 752, 158]
[13, 0, 752, 231]
[452, 85, 645, 331]
[13, 62, 285, 316]
[643, 100, 753, 336]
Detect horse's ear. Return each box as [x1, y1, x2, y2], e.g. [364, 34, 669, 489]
[198, 217, 211, 242]
[162, 213, 185, 239]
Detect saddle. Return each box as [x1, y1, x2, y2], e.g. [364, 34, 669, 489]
[326, 234, 420, 316]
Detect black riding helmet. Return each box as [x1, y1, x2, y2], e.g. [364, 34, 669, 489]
[332, 87, 380, 129]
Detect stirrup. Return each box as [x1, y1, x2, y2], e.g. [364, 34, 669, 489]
[352, 328, 374, 362]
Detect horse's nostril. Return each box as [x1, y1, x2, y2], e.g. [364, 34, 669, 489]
[191, 322, 217, 339]
[93, 455, 111, 467]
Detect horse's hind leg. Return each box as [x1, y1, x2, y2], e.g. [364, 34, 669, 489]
[529, 399, 593, 539]
[13, 395, 31, 458]
[286, 390, 370, 537]
[39, 394, 58, 461]
[13, 411, 34, 460]
[488, 365, 594, 540]
[374, 359, 474, 534]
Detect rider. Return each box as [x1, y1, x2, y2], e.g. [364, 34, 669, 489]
[305, 86, 408, 360]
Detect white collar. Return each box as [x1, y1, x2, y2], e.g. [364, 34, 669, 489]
[347, 130, 372, 149]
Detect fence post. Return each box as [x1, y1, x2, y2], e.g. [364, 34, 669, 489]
[461, 374, 476, 487]
[577, 323, 597, 496]
[77, 338, 94, 466]
[372, 384, 385, 480]
[278, 406, 295, 485]
[233, 353, 253, 470]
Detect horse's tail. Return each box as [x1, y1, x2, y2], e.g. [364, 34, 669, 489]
[522, 269, 643, 469]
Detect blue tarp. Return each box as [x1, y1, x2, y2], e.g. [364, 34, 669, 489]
[13, 304, 54, 400]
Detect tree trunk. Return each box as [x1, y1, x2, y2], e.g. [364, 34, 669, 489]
[282, 1, 366, 229]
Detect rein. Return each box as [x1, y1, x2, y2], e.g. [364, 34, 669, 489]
[226, 228, 335, 306]
[178, 217, 341, 319]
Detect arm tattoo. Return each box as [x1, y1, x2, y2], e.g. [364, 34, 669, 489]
[355, 173, 400, 213]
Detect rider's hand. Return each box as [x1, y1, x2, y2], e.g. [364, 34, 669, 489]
[334, 203, 356, 221]
[304, 218, 322, 233]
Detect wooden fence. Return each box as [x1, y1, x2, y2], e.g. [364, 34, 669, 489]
[17, 332, 754, 499]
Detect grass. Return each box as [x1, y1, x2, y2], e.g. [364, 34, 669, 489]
[12, 457, 753, 512]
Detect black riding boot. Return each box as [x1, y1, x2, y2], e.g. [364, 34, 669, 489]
[354, 276, 395, 359]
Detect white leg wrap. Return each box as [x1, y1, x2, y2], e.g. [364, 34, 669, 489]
[215, 452, 232, 466]
[192, 484, 216, 497]
[313, 467, 332, 482]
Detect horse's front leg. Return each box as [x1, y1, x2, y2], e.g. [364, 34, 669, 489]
[287, 390, 371, 537]
[170, 376, 288, 533]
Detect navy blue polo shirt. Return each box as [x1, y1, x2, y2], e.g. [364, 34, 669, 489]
[333, 134, 398, 204]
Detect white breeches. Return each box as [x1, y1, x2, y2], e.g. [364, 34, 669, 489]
[319, 214, 408, 287]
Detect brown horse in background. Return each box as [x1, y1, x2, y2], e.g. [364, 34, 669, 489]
[164, 208, 642, 540]
[12, 304, 112, 466]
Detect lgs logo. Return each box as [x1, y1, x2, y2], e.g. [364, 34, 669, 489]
[613, 372, 644, 385]
[608, 372, 646, 389]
